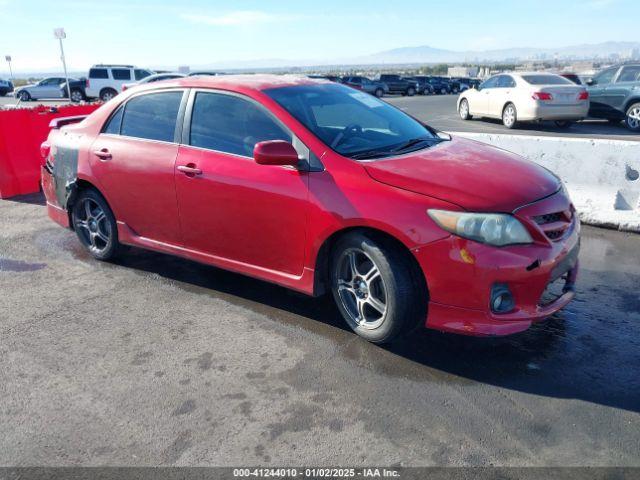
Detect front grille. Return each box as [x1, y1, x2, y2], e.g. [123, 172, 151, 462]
[531, 209, 573, 242]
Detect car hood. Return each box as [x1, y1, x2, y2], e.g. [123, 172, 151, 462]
[363, 136, 560, 212]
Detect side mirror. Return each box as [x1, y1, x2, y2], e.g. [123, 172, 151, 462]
[585, 78, 595, 86]
[254, 140, 300, 167]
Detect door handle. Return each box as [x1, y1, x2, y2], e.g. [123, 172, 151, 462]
[93, 148, 112, 160]
[177, 164, 202, 176]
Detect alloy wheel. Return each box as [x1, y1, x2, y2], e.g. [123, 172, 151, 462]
[459, 100, 469, 119]
[74, 198, 111, 255]
[627, 106, 640, 130]
[336, 248, 387, 330]
[503, 105, 516, 127]
[70, 90, 83, 102]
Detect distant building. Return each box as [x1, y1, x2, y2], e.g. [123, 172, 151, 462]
[447, 66, 479, 78]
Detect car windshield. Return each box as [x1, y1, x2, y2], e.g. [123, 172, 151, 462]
[521, 75, 573, 85]
[264, 83, 441, 159]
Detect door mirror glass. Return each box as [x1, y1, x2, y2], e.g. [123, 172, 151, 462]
[254, 140, 300, 167]
[585, 78, 595, 86]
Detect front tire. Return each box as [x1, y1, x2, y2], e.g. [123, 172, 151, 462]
[374, 88, 384, 98]
[625, 103, 640, 132]
[70, 88, 85, 103]
[406, 87, 416, 97]
[72, 189, 123, 261]
[18, 91, 31, 101]
[502, 103, 518, 129]
[330, 232, 425, 344]
[459, 99, 472, 120]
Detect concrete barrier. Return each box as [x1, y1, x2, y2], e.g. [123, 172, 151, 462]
[451, 132, 640, 232]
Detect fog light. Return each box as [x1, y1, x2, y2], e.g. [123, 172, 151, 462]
[490, 283, 515, 314]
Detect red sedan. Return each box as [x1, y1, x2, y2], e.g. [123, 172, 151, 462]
[41, 75, 580, 343]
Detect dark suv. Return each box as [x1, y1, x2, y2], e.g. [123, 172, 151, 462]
[342, 76, 389, 97]
[587, 64, 640, 131]
[378, 74, 418, 96]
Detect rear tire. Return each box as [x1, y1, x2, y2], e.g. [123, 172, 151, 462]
[406, 87, 416, 97]
[330, 232, 426, 344]
[502, 103, 518, 129]
[459, 99, 472, 120]
[72, 189, 123, 261]
[374, 88, 384, 98]
[99, 88, 117, 102]
[625, 103, 640, 132]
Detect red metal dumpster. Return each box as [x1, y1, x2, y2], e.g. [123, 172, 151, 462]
[0, 104, 101, 199]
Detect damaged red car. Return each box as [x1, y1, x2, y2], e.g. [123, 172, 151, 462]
[41, 75, 580, 343]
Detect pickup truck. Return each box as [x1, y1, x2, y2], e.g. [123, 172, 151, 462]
[378, 74, 418, 96]
[586, 63, 640, 131]
[60, 78, 88, 103]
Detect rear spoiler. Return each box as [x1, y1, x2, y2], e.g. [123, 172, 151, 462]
[49, 115, 88, 129]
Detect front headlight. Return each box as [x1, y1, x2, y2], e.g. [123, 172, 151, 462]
[428, 210, 533, 247]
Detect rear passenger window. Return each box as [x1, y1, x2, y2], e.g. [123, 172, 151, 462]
[112, 69, 131, 80]
[618, 66, 640, 82]
[120, 91, 183, 142]
[89, 68, 108, 79]
[189, 92, 291, 157]
[103, 106, 124, 135]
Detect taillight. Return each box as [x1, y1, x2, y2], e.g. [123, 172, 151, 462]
[532, 92, 553, 101]
[122, 85, 128, 92]
[578, 91, 589, 100]
[40, 142, 51, 164]
[85, 78, 90, 88]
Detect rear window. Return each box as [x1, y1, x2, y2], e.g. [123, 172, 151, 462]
[135, 69, 152, 81]
[521, 75, 572, 85]
[120, 91, 183, 142]
[617, 66, 640, 83]
[112, 69, 132, 80]
[89, 68, 108, 79]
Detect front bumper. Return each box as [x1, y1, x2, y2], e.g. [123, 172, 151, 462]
[414, 191, 580, 336]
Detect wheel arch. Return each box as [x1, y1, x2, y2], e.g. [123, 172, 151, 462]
[312, 226, 428, 302]
[65, 178, 109, 226]
[623, 97, 640, 114]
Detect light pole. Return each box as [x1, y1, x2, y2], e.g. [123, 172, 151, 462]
[4, 55, 13, 83]
[54, 28, 72, 100]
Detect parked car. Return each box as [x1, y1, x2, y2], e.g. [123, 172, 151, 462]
[586, 64, 640, 131]
[378, 74, 418, 96]
[41, 75, 579, 344]
[60, 78, 89, 103]
[420, 76, 451, 95]
[122, 72, 186, 91]
[342, 76, 389, 97]
[403, 77, 434, 95]
[458, 72, 589, 129]
[187, 71, 220, 76]
[0, 78, 13, 96]
[85, 65, 153, 102]
[15, 77, 71, 101]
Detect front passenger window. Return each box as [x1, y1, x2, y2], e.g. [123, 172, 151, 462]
[189, 92, 291, 157]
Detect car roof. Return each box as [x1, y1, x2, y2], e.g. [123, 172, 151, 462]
[158, 74, 329, 92]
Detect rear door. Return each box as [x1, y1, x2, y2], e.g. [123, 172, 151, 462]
[174, 90, 309, 276]
[89, 89, 186, 245]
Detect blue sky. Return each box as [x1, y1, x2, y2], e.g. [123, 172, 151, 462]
[1, 0, 638, 72]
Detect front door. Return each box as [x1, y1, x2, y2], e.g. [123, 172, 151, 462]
[89, 90, 186, 246]
[174, 91, 309, 276]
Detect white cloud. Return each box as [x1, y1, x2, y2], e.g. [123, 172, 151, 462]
[181, 10, 301, 27]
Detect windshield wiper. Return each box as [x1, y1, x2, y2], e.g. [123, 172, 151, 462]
[390, 137, 436, 153]
[350, 150, 396, 160]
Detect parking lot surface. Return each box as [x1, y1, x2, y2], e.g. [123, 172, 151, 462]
[1, 194, 639, 466]
[387, 94, 640, 141]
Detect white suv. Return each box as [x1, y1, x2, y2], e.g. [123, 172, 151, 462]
[85, 65, 153, 101]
